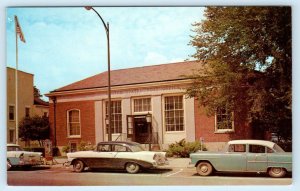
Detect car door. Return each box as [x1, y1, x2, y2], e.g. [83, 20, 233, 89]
[247, 144, 268, 172]
[111, 144, 132, 168]
[219, 144, 247, 172]
[86, 144, 116, 168]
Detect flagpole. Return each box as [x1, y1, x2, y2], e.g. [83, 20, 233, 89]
[15, 16, 19, 145]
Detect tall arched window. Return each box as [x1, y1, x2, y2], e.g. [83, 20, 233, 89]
[67, 109, 81, 137]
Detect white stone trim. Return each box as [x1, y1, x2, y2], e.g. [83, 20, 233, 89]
[184, 96, 195, 142]
[46, 79, 192, 97]
[49, 83, 189, 103]
[95, 101, 103, 143]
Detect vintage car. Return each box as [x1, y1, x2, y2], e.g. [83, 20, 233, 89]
[67, 141, 169, 173]
[7, 144, 43, 170]
[190, 140, 292, 178]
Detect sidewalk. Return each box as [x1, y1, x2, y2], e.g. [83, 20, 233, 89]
[167, 158, 191, 168]
[48, 157, 191, 168]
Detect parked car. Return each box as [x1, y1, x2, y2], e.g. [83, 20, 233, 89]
[67, 141, 168, 173]
[7, 144, 43, 170]
[190, 140, 292, 178]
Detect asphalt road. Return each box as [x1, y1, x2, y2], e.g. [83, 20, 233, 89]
[7, 165, 292, 186]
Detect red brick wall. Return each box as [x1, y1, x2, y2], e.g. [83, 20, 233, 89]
[194, 99, 252, 142]
[49, 100, 96, 147]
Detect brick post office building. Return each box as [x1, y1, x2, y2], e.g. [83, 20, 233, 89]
[46, 61, 252, 153]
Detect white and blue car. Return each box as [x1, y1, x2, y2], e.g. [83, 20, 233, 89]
[7, 144, 43, 170]
[190, 140, 292, 178]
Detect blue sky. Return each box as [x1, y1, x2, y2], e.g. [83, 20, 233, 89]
[6, 7, 205, 99]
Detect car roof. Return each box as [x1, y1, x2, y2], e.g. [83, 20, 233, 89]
[7, 144, 20, 147]
[97, 141, 140, 146]
[228, 140, 275, 148]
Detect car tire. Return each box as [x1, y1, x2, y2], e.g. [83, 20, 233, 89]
[73, 160, 85, 173]
[125, 162, 140, 174]
[196, 161, 213, 176]
[268, 167, 286, 178]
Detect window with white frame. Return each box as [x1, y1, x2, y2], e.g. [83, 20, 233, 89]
[164, 95, 184, 132]
[215, 107, 234, 131]
[106, 101, 122, 134]
[9, 105, 15, 121]
[67, 109, 81, 137]
[133, 98, 151, 112]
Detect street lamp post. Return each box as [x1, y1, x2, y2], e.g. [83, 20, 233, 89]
[85, 6, 112, 141]
[146, 113, 152, 151]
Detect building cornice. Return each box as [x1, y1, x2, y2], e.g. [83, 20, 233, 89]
[46, 79, 192, 98]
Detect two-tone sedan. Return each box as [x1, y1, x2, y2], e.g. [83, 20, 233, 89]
[190, 140, 292, 178]
[7, 144, 43, 170]
[67, 141, 168, 173]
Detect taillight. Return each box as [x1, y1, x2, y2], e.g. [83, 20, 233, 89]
[153, 153, 167, 165]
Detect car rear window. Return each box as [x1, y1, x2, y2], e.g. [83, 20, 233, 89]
[228, 144, 246, 152]
[97, 144, 111, 152]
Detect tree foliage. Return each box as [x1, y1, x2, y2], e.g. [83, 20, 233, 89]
[187, 7, 291, 141]
[19, 115, 50, 146]
[34, 86, 42, 98]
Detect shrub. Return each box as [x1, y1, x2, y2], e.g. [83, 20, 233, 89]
[77, 141, 95, 151]
[62, 145, 70, 153]
[166, 139, 206, 158]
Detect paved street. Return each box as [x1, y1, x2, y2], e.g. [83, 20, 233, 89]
[7, 164, 292, 186]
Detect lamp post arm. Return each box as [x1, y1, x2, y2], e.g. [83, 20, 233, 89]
[90, 7, 109, 35]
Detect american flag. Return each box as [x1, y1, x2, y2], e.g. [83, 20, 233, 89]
[14, 16, 26, 43]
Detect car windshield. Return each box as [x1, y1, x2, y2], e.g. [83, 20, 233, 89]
[7, 146, 23, 151]
[129, 144, 145, 152]
[273, 143, 285, 152]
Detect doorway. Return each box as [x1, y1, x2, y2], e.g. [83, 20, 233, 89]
[127, 115, 151, 143]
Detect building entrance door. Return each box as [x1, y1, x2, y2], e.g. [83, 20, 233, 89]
[126, 115, 151, 143]
[134, 116, 149, 143]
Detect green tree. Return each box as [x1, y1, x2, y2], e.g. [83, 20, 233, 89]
[187, 7, 291, 141]
[19, 115, 50, 146]
[34, 86, 42, 98]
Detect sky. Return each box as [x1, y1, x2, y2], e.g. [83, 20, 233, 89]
[6, 7, 205, 100]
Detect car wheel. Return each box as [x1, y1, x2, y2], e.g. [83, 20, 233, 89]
[125, 162, 140, 174]
[268, 167, 286, 178]
[196, 161, 213, 176]
[73, 160, 85, 173]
